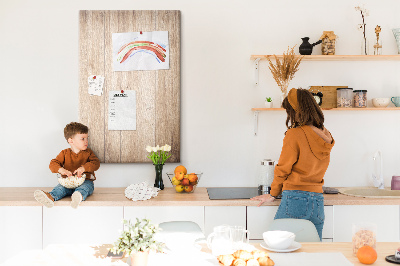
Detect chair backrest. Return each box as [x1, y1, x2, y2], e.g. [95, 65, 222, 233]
[267, 219, 320, 242]
[158, 221, 205, 241]
[158, 221, 203, 234]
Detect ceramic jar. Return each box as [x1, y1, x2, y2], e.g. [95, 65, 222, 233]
[337, 88, 353, 108]
[391, 176, 400, 190]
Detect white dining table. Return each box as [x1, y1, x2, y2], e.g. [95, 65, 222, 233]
[2, 242, 398, 266]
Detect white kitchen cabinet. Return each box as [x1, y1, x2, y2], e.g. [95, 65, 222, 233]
[204, 206, 246, 236]
[247, 206, 279, 239]
[333, 205, 399, 242]
[124, 206, 205, 232]
[247, 206, 333, 240]
[0, 206, 42, 264]
[43, 206, 123, 247]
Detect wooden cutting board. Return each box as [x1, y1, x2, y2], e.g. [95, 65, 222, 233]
[308, 86, 348, 108]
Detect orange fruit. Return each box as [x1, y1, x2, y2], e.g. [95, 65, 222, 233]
[174, 165, 187, 175]
[357, 246, 377, 264]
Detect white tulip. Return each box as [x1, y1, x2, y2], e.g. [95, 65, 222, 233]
[160, 145, 165, 151]
[156, 145, 160, 151]
[164, 144, 171, 152]
[152, 146, 158, 152]
[146, 146, 153, 152]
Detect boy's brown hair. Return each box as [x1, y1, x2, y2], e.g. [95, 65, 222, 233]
[282, 88, 324, 129]
[64, 122, 88, 140]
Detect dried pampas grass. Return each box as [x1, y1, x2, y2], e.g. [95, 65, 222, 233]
[266, 46, 303, 95]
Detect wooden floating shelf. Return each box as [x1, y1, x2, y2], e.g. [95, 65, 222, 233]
[252, 107, 400, 111]
[250, 55, 400, 61]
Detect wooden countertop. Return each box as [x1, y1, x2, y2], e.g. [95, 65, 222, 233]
[1, 187, 400, 206]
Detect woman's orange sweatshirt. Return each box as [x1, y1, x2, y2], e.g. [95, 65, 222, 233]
[270, 125, 335, 197]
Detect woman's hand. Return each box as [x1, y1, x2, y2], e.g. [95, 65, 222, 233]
[250, 194, 275, 207]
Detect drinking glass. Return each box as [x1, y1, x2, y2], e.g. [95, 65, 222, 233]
[230, 225, 250, 250]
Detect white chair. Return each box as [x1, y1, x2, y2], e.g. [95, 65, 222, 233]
[267, 218, 320, 242]
[156, 221, 206, 250]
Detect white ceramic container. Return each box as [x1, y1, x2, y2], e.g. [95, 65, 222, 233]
[372, 98, 390, 107]
[263, 230, 295, 250]
[264, 101, 273, 108]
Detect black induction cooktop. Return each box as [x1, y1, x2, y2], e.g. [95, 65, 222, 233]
[207, 187, 260, 200]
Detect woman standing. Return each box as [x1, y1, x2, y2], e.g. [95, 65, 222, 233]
[251, 88, 334, 240]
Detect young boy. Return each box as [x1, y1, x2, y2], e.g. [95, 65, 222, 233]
[34, 122, 100, 209]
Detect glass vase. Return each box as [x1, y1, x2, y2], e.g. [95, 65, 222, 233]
[280, 88, 288, 107]
[154, 164, 164, 190]
[392, 28, 400, 54]
[361, 37, 369, 55]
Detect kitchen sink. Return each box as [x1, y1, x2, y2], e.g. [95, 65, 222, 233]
[339, 187, 400, 198]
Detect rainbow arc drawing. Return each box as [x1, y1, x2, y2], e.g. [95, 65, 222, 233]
[117, 41, 167, 64]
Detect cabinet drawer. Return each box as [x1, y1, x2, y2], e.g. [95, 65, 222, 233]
[204, 206, 246, 236]
[0, 206, 42, 264]
[247, 206, 279, 239]
[43, 206, 123, 247]
[333, 205, 399, 242]
[247, 206, 333, 239]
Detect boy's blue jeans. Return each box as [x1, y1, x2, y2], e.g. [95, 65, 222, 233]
[50, 180, 94, 201]
[274, 190, 324, 240]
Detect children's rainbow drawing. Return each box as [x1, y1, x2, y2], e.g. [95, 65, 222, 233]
[117, 41, 167, 64]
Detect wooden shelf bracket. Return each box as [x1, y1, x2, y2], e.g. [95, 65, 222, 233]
[254, 57, 261, 85]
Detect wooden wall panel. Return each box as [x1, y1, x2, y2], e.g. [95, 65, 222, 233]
[120, 11, 157, 163]
[156, 11, 181, 162]
[79, 10, 180, 163]
[79, 10, 105, 162]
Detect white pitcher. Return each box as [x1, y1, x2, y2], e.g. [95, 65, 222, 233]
[207, 225, 233, 256]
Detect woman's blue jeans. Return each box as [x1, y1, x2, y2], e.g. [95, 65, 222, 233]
[274, 190, 324, 240]
[50, 180, 94, 201]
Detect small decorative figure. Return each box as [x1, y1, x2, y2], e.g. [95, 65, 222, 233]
[374, 25, 382, 55]
[320, 31, 337, 55]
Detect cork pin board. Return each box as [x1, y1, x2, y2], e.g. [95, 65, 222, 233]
[79, 10, 181, 163]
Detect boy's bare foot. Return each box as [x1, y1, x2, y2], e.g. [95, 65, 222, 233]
[71, 191, 83, 209]
[34, 190, 54, 208]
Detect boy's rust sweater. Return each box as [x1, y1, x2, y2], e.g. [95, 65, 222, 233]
[49, 148, 100, 180]
[270, 125, 335, 197]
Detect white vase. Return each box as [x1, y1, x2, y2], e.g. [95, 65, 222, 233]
[264, 101, 273, 108]
[130, 250, 149, 266]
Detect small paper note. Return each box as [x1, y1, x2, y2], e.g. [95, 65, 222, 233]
[88, 75, 104, 96]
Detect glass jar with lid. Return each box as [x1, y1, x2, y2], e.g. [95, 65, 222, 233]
[258, 159, 275, 195]
[337, 88, 353, 108]
[354, 90, 367, 108]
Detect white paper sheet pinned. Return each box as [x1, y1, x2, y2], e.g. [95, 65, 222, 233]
[108, 90, 136, 130]
[88, 75, 104, 96]
[112, 31, 169, 71]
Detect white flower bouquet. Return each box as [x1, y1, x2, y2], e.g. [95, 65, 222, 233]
[110, 218, 164, 255]
[146, 144, 172, 165]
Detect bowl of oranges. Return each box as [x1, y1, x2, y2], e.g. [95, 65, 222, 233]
[166, 165, 202, 193]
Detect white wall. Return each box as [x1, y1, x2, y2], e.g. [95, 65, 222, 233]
[1, 0, 400, 188]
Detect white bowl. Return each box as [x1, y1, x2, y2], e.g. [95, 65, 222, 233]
[263, 230, 295, 250]
[57, 174, 86, 189]
[372, 98, 390, 107]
